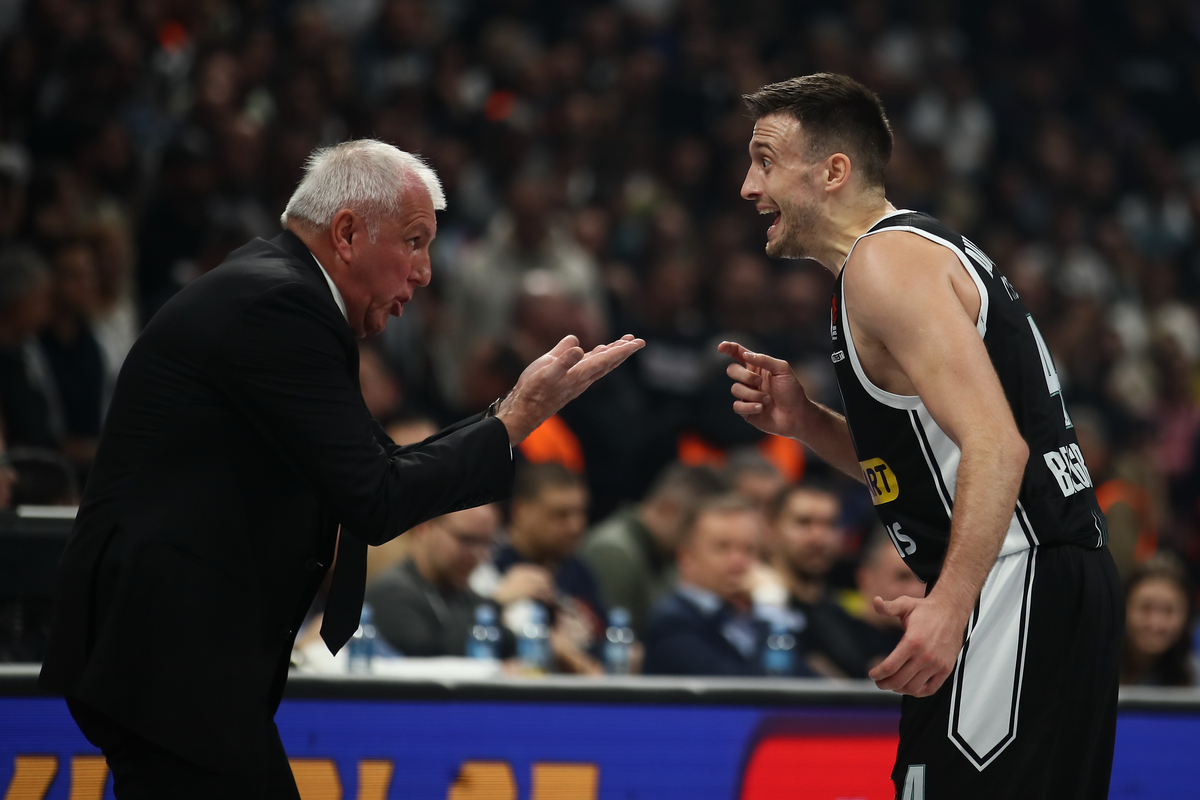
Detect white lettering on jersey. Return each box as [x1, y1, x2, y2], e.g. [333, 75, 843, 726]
[887, 521, 917, 557]
[963, 238, 994, 276]
[832, 350, 845, 363]
[1044, 444, 1094, 497]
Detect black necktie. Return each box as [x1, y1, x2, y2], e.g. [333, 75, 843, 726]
[319, 529, 368, 654]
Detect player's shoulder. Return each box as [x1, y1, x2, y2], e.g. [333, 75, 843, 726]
[845, 228, 958, 291]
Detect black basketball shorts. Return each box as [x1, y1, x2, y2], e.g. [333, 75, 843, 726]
[891, 544, 1123, 800]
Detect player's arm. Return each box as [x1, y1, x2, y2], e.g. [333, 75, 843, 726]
[846, 233, 1029, 698]
[718, 341, 863, 481]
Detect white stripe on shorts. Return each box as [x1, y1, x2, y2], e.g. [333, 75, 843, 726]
[946, 546, 1037, 771]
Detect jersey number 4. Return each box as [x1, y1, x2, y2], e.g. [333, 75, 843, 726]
[901, 765, 926, 800]
[1027, 313, 1073, 430]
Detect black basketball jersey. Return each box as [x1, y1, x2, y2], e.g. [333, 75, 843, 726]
[830, 211, 1107, 583]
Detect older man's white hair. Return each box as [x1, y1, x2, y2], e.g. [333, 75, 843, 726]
[280, 139, 445, 242]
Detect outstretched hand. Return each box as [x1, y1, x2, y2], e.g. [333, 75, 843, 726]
[496, 334, 645, 444]
[867, 594, 970, 697]
[718, 341, 809, 440]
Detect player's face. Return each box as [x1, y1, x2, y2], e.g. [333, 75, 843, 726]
[344, 185, 435, 338]
[742, 114, 824, 260]
[1126, 577, 1188, 658]
[680, 510, 760, 603]
[774, 490, 842, 581]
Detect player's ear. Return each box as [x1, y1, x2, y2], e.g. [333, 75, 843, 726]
[825, 152, 852, 193]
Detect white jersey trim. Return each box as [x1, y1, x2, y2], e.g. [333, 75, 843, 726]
[838, 215, 991, 411]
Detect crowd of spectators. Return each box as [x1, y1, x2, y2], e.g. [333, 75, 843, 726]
[0, 0, 1199, 680]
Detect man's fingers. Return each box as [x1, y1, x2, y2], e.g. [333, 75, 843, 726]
[732, 400, 764, 416]
[718, 341, 747, 362]
[568, 339, 643, 382]
[555, 346, 585, 373]
[726, 362, 762, 388]
[549, 334, 581, 358]
[874, 595, 915, 620]
[741, 348, 790, 374]
[868, 638, 913, 682]
[731, 382, 770, 405]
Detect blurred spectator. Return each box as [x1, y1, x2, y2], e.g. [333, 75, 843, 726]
[724, 449, 786, 514]
[358, 345, 403, 421]
[39, 239, 103, 468]
[582, 462, 726, 638]
[843, 525, 926, 669]
[644, 494, 814, 677]
[85, 207, 137, 413]
[365, 413, 440, 585]
[1120, 553, 1196, 687]
[0, 0, 1199, 633]
[495, 462, 605, 674]
[7, 446, 78, 506]
[445, 175, 606, 402]
[0, 427, 14, 510]
[365, 505, 512, 658]
[762, 482, 882, 678]
[0, 246, 58, 448]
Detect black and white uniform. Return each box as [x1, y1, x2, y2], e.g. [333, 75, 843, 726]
[830, 211, 1123, 800]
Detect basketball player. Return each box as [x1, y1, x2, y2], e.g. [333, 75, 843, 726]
[721, 74, 1121, 800]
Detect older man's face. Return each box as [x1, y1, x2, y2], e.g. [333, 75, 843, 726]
[344, 183, 436, 337]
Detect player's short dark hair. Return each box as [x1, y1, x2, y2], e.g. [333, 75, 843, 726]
[743, 73, 893, 189]
[512, 461, 585, 503]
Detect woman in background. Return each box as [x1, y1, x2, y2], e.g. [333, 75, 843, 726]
[1120, 553, 1196, 686]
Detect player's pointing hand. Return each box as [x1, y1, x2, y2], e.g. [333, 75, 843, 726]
[719, 341, 808, 440]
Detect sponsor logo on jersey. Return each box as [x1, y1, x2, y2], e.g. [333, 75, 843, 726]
[1043, 443, 1093, 497]
[830, 295, 839, 340]
[860, 457, 899, 505]
[831, 350, 845, 363]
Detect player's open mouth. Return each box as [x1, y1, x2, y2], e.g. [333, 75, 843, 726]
[759, 206, 781, 236]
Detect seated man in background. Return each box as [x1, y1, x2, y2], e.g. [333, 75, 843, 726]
[644, 494, 815, 676]
[496, 462, 605, 673]
[845, 524, 927, 667]
[581, 463, 726, 639]
[768, 482, 880, 678]
[365, 504, 511, 657]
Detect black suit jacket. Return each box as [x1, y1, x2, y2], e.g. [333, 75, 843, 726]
[40, 231, 513, 770]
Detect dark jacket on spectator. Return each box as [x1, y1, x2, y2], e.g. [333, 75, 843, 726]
[39, 231, 514, 772]
[643, 586, 815, 677]
[365, 557, 512, 658]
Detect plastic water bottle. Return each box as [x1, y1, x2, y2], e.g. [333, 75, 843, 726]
[763, 618, 796, 676]
[466, 604, 502, 660]
[604, 607, 635, 675]
[347, 603, 378, 674]
[516, 602, 552, 673]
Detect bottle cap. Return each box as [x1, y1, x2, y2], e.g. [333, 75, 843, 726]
[609, 607, 630, 627]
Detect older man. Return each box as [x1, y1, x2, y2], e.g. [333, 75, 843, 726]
[643, 494, 815, 677]
[40, 139, 642, 798]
